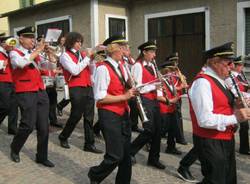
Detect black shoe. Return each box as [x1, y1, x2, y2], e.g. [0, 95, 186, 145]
[88, 172, 100, 184]
[177, 166, 198, 183]
[177, 140, 188, 145]
[147, 161, 166, 170]
[131, 156, 136, 165]
[50, 122, 63, 128]
[10, 150, 20, 163]
[8, 129, 17, 135]
[57, 105, 63, 116]
[165, 148, 182, 155]
[36, 159, 55, 167]
[59, 137, 70, 149]
[239, 151, 250, 155]
[84, 145, 103, 154]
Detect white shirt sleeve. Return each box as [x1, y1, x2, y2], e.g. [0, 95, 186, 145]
[189, 78, 238, 131]
[93, 65, 110, 101]
[131, 62, 156, 94]
[0, 60, 4, 70]
[60, 52, 90, 76]
[9, 50, 32, 69]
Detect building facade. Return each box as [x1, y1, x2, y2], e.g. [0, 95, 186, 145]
[1, 0, 248, 81]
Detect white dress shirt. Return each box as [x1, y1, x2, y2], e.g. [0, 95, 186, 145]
[59, 48, 90, 76]
[9, 45, 33, 69]
[0, 46, 8, 70]
[189, 66, 237, 131]
[131, 60, 157, 94]
[93, 56, 128, 101]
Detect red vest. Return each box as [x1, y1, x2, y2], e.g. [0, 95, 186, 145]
[159, 82, 176, 114]
[189, 74, 235, 140]
[0, 51, 13, 83]
[40, 69, 56, 77]
[11, 49, 45, 93]
[63, 51, 91, 88]
[96, 62, 128, 116]
[138, 60, 157, 100]
[235, 75, 247, 92]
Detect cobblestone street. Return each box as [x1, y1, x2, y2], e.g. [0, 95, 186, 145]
[0, 97, 250, 184]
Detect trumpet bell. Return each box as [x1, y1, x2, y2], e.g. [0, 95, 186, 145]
[6, 38, 18, 47]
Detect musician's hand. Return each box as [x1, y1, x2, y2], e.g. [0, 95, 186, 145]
[169, 96, 180, 104]
[156, 83, 163, 90]
[235, 108, 250, 122]
[85, 48, 94, 58]
[124, 88, 136, 100]
[234, 98, 244, 109]
[3, 60, 8, 67]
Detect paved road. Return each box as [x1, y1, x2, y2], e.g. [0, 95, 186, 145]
[0, 96, 250, 184]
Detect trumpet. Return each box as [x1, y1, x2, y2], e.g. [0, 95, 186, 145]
[5, 37, 18, 47]
[152, 59, 172, 105]
[123, 57, 149, 123]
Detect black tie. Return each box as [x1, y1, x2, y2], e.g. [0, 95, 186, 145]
[145, 65, 154, 76]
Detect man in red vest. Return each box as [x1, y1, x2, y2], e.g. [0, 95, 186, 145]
[0, 35, 18, 135]
[88, 38, 136, 184]
[228, 56, 250, 155]
[58, 32, 102, 154]
[9, 26, 54, 167]
[189, 42, 250, 183]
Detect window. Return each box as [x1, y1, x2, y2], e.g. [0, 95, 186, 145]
[20, 0, 34, 8]
[245, 8, 250, 54]
[109, 18, 126, 38]
[36, 17, 71, 44]
[105, 15, 128, 39]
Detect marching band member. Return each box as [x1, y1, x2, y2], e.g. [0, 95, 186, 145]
[88, 39, 136, 184]
[9, 26, 54, 167]
[189, 42, 250, 183]
[157, 59, 182, 155]
[58, 32, 102, 154]
[130, 41, 165, 170]
[56, 36, 70, 116]
[0, 35, 18, 135]
[37, 36, 63, 128]
[226, 56, 250, 155]
[168, 52, 188, 145]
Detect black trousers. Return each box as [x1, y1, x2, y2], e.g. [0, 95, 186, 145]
[0, 82, 18, 133]
[88, 109, 131, 184]
[11, 90, 49, 161]
[130, 97, 161, 163]
[161, 112, 178, 150]
[239, 121, 249, 153]
[59, 87, 95, 146]
[128, 98, 139, 129]
[46, 87, 57, 124]
[180, 137, 198, 169]
[57, 98, 70, 110]
[194, 135, 236, 184]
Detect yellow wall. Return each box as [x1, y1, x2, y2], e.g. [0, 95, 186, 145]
[98, 2, 127, 44]
[0, 0, 50, 34]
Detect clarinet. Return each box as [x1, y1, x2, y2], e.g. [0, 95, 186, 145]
[229, 72, 248, 108]
[123, 58, 149, 123]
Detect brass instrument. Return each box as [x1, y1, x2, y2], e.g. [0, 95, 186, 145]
[152, 59, 171, 105]
[5, 37, 18, 47]
[123, 58, 149, 123]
